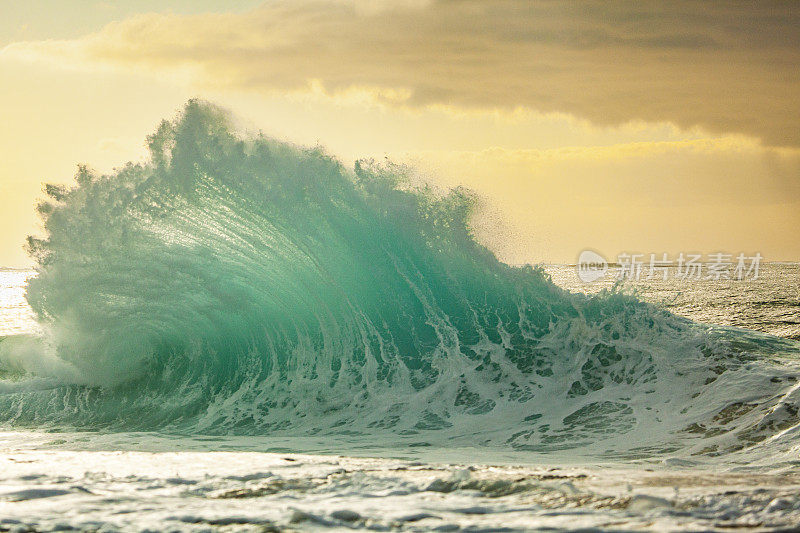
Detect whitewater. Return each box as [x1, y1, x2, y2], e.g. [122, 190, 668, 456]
[0, 101, 799, 531]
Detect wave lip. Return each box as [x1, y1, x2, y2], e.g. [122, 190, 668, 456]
[1, 100, 799, 459]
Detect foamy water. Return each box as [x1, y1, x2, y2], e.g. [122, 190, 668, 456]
[2, 266, 799, 530]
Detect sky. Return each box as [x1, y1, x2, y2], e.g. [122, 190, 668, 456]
[0, 0, 798, 267]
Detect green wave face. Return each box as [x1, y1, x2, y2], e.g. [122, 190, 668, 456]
[1, 101, 798, 457]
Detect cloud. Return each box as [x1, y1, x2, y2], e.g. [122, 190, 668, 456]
[418, 137, 780, 163]
[3, 0, 799, 147]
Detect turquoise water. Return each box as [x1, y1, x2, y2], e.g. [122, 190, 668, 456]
[1, 101, 799, 461]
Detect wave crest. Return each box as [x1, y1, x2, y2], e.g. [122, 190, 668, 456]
[2, 101, 798, 458]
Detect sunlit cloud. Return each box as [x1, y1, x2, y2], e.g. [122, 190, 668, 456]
[3, 0, 798, 146]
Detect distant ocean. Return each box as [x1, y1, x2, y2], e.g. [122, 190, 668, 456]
[0, 103, 798, 531]
[545, 262, 800, 341]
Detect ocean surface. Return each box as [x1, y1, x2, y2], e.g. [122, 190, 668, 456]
[0, 102, 799, 531]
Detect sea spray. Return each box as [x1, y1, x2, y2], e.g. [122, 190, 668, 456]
[0, 101, 798, 458]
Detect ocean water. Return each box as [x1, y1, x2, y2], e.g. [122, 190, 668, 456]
[545, 263, 800, 342]
[0, 101, 799, 531]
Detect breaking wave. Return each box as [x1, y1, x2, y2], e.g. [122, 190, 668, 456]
[1, 101, 798, 458]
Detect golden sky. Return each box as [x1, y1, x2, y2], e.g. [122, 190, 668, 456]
[1, 0, 798, 267]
